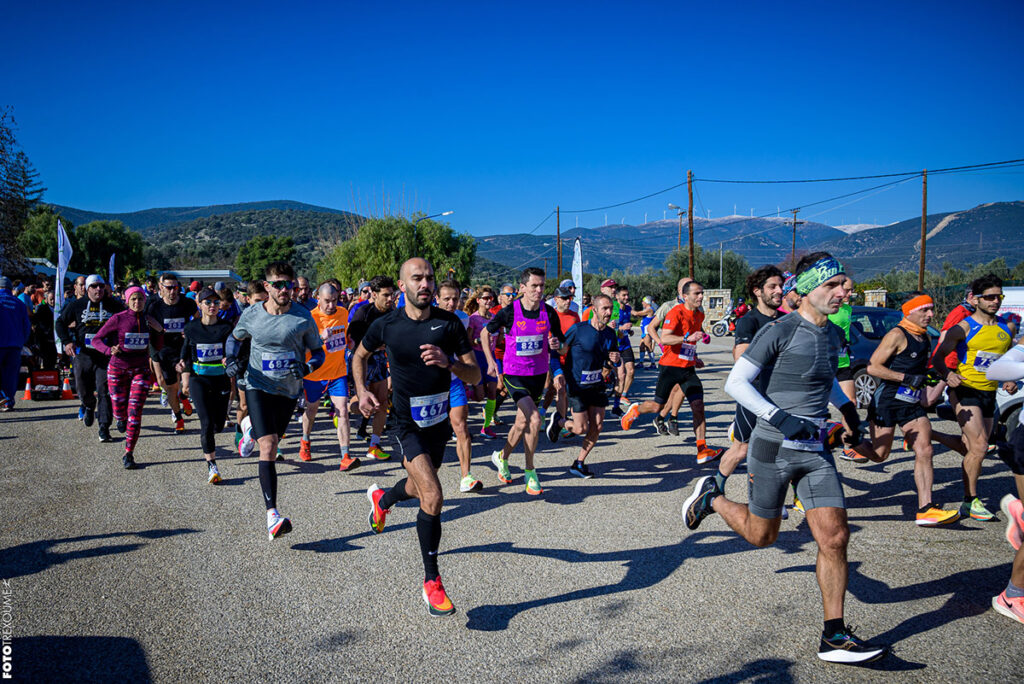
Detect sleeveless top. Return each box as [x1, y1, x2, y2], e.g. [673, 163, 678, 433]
[502, 299, 551, 376]
[956, 318, 1013, 391]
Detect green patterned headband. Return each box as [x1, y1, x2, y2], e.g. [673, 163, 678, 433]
[795, 257, 845, 295]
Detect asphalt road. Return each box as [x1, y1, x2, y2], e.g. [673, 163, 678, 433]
[3, 336, 1022, 682]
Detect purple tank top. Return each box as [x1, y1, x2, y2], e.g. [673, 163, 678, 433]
[503, 299, 550, 376]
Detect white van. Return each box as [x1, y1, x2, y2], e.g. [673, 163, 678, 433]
[996, 286, 1024, 431]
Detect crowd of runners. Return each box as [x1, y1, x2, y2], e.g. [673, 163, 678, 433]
[2, 252, 1024, 665]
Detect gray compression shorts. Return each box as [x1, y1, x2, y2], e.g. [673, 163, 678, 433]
[747, 436, 845, 519]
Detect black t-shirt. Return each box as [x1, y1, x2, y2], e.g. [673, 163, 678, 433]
[564, 322, 617, 393]
[361, 307, 472, 431]
[486, 302, 565, 341]
[180, 319, 235, 367]
[349, 302, 391, 348]
[734, 308, 780, 347]
[146, 297, 198, 356]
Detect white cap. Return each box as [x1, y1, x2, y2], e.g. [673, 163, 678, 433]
[85, 275, 106, 288]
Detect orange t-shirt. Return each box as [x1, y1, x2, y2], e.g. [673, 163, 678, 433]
[659, 304, 704, 368]
[306, 306, 349, 381]
[555, 309, 580, 362]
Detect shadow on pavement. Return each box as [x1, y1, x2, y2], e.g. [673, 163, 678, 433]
[14, 635, 151, 682]
[0, 528, 201, 579]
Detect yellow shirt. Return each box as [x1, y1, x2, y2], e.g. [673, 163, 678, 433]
[956, 317, 1013, 391]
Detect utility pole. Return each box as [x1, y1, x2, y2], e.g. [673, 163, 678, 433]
[556, 205, 561, 278]
[789, 209, 804, 264]
[919, 170, 927, 291]
[719, 242, 723, 289]
[543, 257, 548, 278]
[687, 170, 695, 279]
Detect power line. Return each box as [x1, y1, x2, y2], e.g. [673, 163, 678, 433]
[559, 181, 686, 213]
[695, 158, 1024, 184]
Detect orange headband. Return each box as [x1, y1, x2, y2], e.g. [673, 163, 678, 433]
[902, 294, 933, 316]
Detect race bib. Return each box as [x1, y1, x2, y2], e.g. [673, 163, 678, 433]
[580, 368, 603, 385]
[261, 351, 295, 376]
[781, 417, 827, 452]
[196, 343, 224, 362]
[163, 317, 185, 333]
[678, 343, 697, 361]
[515, 334, 544, 356]
[410, 391, 449, 428]
[84, 333, 96, 349]
[123, 332, 149, 351]
[895, 384, 921, 403]
[973, 351, 1000, 370]
[325, 330, 346, 352]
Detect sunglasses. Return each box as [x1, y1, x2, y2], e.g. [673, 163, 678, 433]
[501, 292, 514, 297]
[478, 295, 493, 300]
[267, 280, 294, 290]
[201, 299, 220, 306]
[88, 283, 104, 289]
[977, 293, 1004, 302]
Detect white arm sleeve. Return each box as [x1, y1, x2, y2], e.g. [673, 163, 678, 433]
[986, 344, 1024, 382]
[829, 378, 854, 409]
[724, 357, 779, 419]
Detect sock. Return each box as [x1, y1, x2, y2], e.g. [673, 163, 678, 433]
[823, 618, 845, 638]
[258, 460, 277, 510]
[208, 459, 216, 467]
[370, 434, 381, 448]
[359, 416, 368, 431]
[417, 510, 442, 581]
[714, 470, 727, 491]
[697, 440, 707, 451]
[963, 494, 975, 503]
[235, 424, 242, 435]
[918, 503, 934, 513]
[302, 432, 310, 442]
[524, 468, 537, 480]
[1006, 580, 1024, 598]
[341, 447, 350, 458]
[613, 394, 621, 409]
[174, 411, 182, 420]
[379, 478, 412, 510]
[484, 399, 496, 427]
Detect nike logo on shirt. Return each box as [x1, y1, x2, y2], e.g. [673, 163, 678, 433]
[431, 324, 443, 330]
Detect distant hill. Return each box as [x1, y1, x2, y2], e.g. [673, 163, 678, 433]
[50, 200, 360, 237]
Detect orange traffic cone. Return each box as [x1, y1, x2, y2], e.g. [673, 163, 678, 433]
[61, 378, 74, 400]
[23, 378, 32, 401]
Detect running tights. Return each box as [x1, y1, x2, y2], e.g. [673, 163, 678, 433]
[107, 365, 151, 454]
[189, 374, 230, 454]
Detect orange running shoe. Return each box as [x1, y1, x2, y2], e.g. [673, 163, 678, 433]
[696, 446, 725, 465]
[180, 395, 194, 417]
[620, 403, 640, 431]
[299, 439, 312, 462]
[366, 484, 389, 533]
[422, 577, 456, 616]
[339, 454, 360, 472]
[175, 418, 185, 433]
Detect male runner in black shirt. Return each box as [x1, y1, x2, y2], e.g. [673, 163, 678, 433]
[356, 258, 479, 617]
[146, 273, 198, 432]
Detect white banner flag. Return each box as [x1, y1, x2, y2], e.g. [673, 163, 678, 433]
[571, 237, 583, 313]
[108, 253, 116, 287]
[54, 219, 74, 345]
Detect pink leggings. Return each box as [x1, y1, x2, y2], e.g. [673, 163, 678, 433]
[108, 365, 152, 454]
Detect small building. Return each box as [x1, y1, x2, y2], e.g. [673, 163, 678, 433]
[863, 289, 887, 308]
[160, 269, 244, 285]
[703, 288, 732, 329]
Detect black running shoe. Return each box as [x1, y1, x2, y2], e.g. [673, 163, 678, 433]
[116, 419, 127, 434]
[546, 411, 562, 443]
[83, 407, 95, 427]
[654, 415, 669, 436]
[568, 460, 594, 479]
[682, 476, 720, 530]
[123, 453, 136, 470]
[611, 405, 623, 417]
[98, 426, 113, 443]
[817, 626, 887, 664]
[667, 418, 679, 436]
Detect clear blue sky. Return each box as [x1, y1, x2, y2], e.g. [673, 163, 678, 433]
[4, 1, 1022, 236]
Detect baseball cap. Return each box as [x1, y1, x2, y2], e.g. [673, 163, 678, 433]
[0, 276, 11, 290]
[559, 279, 575, 289]
[197, 287, 220, 303]
[601, 279, 616, 288]
[358, 281, 371, 291]
[554, 286, 573, 298]
[189, 281, 201, 292]
[345, 287, 355, 295]
[85, 275, 105, 288]
[214, 281, 226, 291]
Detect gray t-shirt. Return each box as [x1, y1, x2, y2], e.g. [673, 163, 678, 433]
[233, 302, 322, 398]
[742, 312, 844, 441]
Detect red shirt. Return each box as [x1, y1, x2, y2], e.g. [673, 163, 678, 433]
[555, 309, 580, 363]
[659, 304, 704, 368]
[938, 304, 972, 369]
[489, 304, 506, 359]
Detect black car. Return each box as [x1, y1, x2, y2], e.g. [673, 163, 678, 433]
[847, 306, 939, 408]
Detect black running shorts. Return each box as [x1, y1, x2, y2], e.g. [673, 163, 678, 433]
[397, 422, 452, 470]
[503, 373, 547, 405]
[619, 345, 635, 365]
[569, 387, 608, 412]
[654, 365, 703, 405]
[246, 389, 298, 440]
[868, 387, 927, 428]
[949, 384, 997, 419]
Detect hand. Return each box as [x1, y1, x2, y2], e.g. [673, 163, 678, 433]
[608, 351, 621, 364]
[109, 345, 121, 356]
[487, 362, 499, 379]
[225, 359, 241, 378]
[1004, 381, 1019, 395]
[358, 392, 380, 418]
[175, 360, 187, 373]
[695, 358, 705, 369]
[320, 328, 330, 341]
[420, 344, 449, 368]
[767, 409, 819, 441]
[549, 335, 560, 352]
[946, 372, 963, 388]
[180, 380, 191, 398]
[63, 343, 76, 357]
[902, 373, 926, 389]
[686, 331, 702, 344]
[839, 402, 862, 440]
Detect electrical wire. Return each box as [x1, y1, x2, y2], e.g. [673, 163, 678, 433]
[696, 158, 1024, 184]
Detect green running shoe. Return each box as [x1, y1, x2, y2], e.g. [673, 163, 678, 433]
[960, 497, 996, 521]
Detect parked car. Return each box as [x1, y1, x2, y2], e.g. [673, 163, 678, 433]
[847, 306, 939, 408]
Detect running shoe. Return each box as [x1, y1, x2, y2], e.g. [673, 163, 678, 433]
[1000, 494, 1023, 550]
[568, 460, 593, 479]
[992, 590, 1024, 625]
[960, 497, 996, 521]
[696, 446, 724, 465]
[160, 391, 169, 408]
[792, 494, 806, 515]
[122, 452, 136, 470]
[339, 455, 360, 472]
[367, 445, 390, 461]
[174, 418, 185, 434]
[545, 411, 562, 443]
[479, 426, 497, 440]
[234, 431, 243, 448]
[654, 414, 669, 436]
[423, 577, 456, 617]
[903, 438, 911, 452]
[491, 450, 512, 484]
[491, 414, 504, 426]
[728, 421, 736, 443]
[299, 439, 312, 462]
[839, 448, 869, 464]
[207, 463, 222, 484]
[83, 407, 95, 427]
[667, 417, 679, 437]
[116, 419, 127, 434]
[524, 469, 543, 495]
[915, 504, 960, 527]
[610, 405, 623, 417]
[683, 476, 720, 530]
[817, 626, 887, 663]
[460, 474, 483, 493]
[366, 484, 389, 533]
[620, 403, 640, 430]
[181, 395, 193, 417]
[98, 426, 113, 443]
[267, 511, 292, 540]
[825, 421, 844, 448]
[170, 409, 178, 424]
[77, 406, 85, 421]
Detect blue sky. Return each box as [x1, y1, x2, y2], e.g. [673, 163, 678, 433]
[4, 1, 1022, 236]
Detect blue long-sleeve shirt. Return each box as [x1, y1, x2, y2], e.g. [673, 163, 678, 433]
[0, 291, 31, 348]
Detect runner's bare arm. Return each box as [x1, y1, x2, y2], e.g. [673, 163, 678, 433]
[866, 328, 906, 384]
